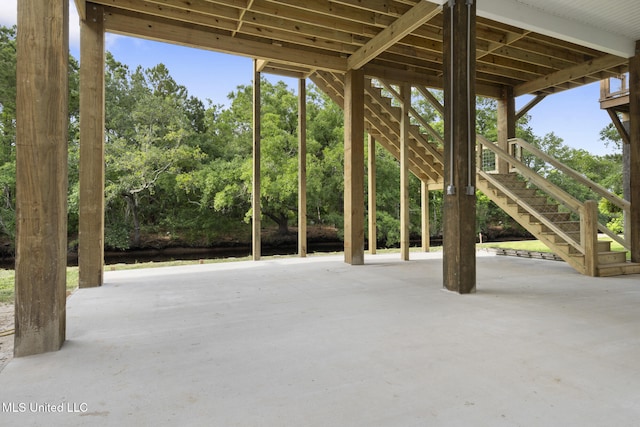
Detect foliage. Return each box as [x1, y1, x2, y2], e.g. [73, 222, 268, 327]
[104, 57, 205, 247]
[0, 24, 630, 253]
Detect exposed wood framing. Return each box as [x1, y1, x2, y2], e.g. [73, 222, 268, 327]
[400, 83, 411, 261]
[344, 69, 365, 265]
[443, 0, 476, 294]
[497, 86, 515, 174]
[421, 181, 430, 252]
[252, 61, 261, 261]
[368, 134, 377, 255]
[607, 110, 631, 145]
[581, 200, 599, 277]
[72, 0, 628, 98]
[417, 86, 444, 117]
[516, 94, 546, 121]
[630, 41, 640, 263]
[515, 54, 627, 96]
[79, 3, 106, 288]
[102, 8, 348, 73]
[348, 1, 441, 70]
[298, 78, 307, 257]
[15, 0, 69, 356]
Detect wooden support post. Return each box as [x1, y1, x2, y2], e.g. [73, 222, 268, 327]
[79, 4, 105, 288]
[581, 200, 599, 277]
[252, 61, 261, 261]
[368, 134, 377, 255]
[421, 181, 430, 252]
[497, 86, 515, 174]
[344, 69, 365, 265]
[630, 40, 640, 263]
[443, 0, 476, 294]
[298, 78, 307, 257]
[400, 83, 411, 261]
[15, 0, 69, 356]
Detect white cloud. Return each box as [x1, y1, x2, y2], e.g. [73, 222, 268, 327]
[0, 1, 81, 51]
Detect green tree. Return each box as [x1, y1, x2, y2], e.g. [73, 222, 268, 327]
[0, 26, 16, 243]
[0, 25, 81, 247]
[0, 26, 16, 165]
[104, 60, 205, 248]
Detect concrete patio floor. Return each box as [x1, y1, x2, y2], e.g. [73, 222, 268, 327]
[1, 251, 639, 426]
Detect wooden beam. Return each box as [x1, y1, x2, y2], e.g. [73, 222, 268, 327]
[516, 94, 546, 121]
[75, 0, 86, 20]
[364, 63, 502, 98]
[497, 86, 515, 174]
[298, 78, 307, 257]
[416, 86, 444, 117]
[252, 61, 261, 261]
[368, 134, 377, 255]
[630, 41, 640, 263]
[606, 110, 630, 145]
[344, 68, 365, 265]
[515, 54, 627, 96]
[79, 3, 106, 288]
[400, 83, 411, 261]
[443, 0, 476, 294]
[421, 181, 430, 252]
[103, 8, 348, 73]
[348, 1, 441, 70]
[259, 67, 307, 80]
[15, 0, 68, 356]
[581, 200, 599, 277]
[256, 59, 269, 72]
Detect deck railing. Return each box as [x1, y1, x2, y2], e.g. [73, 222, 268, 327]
[600, 73, 629, 103]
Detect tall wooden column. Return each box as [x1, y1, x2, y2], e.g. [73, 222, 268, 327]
[421, 181, 430, 252]
[79, 4, 106, 288]
[252, 61, 261, 261]
[368, 134, 377, 254]
[443, 0, 476, 293]
[497, 86, 515, 174]
[400, 84, 411, 261]
[298, 78, 307, 257]
[344, 69, 365, 265]
[15, 0, 69, 356]
[629, 40, 640, 262]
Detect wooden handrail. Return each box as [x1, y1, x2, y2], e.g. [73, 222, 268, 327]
[478, 136, 583, 213]
[476, 169, 584, 253]
[509, 138, 630, 214]
[483, 136, 630, 251]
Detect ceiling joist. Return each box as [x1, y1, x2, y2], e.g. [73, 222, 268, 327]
[74, 0, 633, 98]
[347, 1, 441, 70]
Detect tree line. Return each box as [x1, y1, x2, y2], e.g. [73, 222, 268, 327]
[0, 25, 625, 254]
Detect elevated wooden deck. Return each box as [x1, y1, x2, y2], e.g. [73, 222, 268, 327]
[600, 74, 630, 113]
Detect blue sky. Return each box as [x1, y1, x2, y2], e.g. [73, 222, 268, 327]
[1, 0, 617, 156]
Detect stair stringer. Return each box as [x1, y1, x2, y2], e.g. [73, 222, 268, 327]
[310, 71, 445, 184]
[476, 171, 588, 275]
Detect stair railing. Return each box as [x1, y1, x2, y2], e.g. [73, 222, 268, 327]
[477, 135, 588, 254]
[508, 137, 629, 250]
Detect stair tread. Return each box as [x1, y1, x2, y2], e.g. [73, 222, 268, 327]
[598, 261, 640, 267]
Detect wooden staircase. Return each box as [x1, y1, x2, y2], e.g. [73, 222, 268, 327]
[310, 71, 640, 277]
[476, 172, 640, 276]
